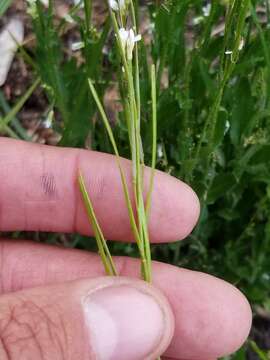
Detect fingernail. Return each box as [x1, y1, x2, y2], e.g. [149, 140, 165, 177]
[83, 284, 167, 360]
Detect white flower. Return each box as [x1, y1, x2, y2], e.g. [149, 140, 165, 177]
[119, 28, 141, 60]
[239, 38, 244, 51]
[73, 0, 84, 7]
[193, 16, 203, 25]
[109, 0, 126, 11]
[157, 144, 163, 158]
[71, 41, 84, 51]
[202, 4, 211, 17]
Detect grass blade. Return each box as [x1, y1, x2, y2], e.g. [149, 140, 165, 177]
[146, 64, 157, 216]
[0, 78, 40, 130]
[0, 0, 13, 17]
[0, 90, 31, 140]
[88, 78, 145, 257]
[78, 172, 117, 276]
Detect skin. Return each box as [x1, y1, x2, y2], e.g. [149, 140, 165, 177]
[0, 138, 252, 359]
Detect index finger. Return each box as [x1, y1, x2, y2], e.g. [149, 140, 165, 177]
[0, 138, 200, 242]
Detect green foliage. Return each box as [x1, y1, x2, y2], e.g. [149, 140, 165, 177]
[2, 0, 270, 356]
[29, 0, 110, 147]
[15, 0, 270, 304]
[0, 0, 13, 17]
[0, 79, 39, 139]
[249, 341, 269, 360]
[140, 0, 270, 308]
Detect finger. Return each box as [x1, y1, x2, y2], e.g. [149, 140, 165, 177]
[162, 358, 216, 360]
[0, 276, 174, 360]
[0, 138, 199, 243]
[0, 240, 252, 359]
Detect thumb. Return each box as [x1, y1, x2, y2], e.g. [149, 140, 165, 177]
[0, 276, 174, 360]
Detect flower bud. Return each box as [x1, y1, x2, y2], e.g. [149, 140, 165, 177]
[119, 28, 141, 61]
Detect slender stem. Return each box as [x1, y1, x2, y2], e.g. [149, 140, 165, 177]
[131, 2, 141, 125]
[0, 78, 40, 129]
[146, 65, 157, 216]
[189, 0, 249, 184]
[78, 173, 117, 276]
[83, 0, 92, 34]
[88, 79, 145, 257]
[104, 0, 154, 283]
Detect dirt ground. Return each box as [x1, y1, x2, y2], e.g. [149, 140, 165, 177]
[0, 2, 270, 359]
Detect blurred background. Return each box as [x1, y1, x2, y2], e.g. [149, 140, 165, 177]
[0, 1, 269, 358]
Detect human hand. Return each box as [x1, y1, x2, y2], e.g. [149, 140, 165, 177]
[0, 138, 251, 359]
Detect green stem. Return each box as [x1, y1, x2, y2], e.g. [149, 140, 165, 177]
[78, 173, 117, 276]
[105, 0, 154, 283]
[189, 0, 249, 184]
[83, 0, 92, 34]
[146, 65, 157, 216]
[0, 78, 40, 130]
[88, 79, 145, 258]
